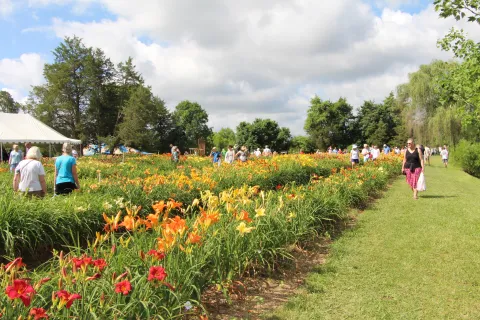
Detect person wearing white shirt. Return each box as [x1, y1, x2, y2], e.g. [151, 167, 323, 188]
[225, 145, 235, 164]
[262, 146, 271, 156]
[440, 145, 449, 168]
[361, 144, 370, 162]
[254, 148, 261, 157]
[350, 144, 360, 168]
[371, 145, 380, 161]
[13, 146, 47, 198]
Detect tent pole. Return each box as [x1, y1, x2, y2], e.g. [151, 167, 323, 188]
[49, 144, 51, 158]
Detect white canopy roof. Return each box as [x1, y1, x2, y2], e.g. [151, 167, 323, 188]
[0, 113, 81, 144]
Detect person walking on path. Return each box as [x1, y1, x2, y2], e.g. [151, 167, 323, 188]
[350, 144, 360, 168]
[13, 146, 47, 198]
[55, 142, 80, 195]
[8, 144, 23, 173]
[402, 138, 424, 200]
[236, 146, 248, 162]
[424, 146, 431, 166]
[225, 145, 235, 164]
[441, 145, 449, 168]
[210, 147, 222, 167]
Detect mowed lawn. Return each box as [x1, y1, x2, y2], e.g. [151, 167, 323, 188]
[268, 157, 480, 320]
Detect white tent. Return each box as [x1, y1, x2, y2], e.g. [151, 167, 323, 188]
[0, 113, 81, 161]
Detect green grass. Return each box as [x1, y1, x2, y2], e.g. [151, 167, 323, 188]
[268, 157, 480, 319]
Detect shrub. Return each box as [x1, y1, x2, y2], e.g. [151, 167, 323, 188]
[453, 140, 480, 178]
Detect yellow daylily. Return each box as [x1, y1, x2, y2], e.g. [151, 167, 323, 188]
[255, 208, 266, 218]
[236, 222, 255, 235]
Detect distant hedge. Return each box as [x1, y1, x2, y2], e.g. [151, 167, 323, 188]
[453, 140, 480, 178]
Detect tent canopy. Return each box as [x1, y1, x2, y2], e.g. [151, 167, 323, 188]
[0, 113, 81, 144]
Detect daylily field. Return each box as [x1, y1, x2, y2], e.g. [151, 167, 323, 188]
[0, 154, 401, 319]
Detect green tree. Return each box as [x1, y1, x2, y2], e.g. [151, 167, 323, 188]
[172, 100, 212, 148]
[235, 118, 291, 151]
[290, 136, 316, 153]
[29, 36, 94, 140]
[434, 0, 480, 141]
[0, 91, 20, 113]
[212, 128, 236, 150]
[395, 60, 455, 144]
[304, 96, 354, 151]
[434, 0, 480, 23]
[355, 93, 402, 146]
[117, 86, 172, 152]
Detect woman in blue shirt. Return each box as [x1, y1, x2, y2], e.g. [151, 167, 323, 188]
[8, 144, 23, 173]
[55, 142, 80, 195]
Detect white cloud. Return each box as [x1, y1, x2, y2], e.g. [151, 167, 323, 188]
[0, 54, 45, 91]
[0, 0, 14, 17]
[6, 0, 480, 135]
[1, 88, 29, 103]
[28, 0, 95, 14]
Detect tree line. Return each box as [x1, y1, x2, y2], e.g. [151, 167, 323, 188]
[1, 1, 479, 153]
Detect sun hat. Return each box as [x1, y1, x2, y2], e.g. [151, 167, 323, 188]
[352, 144, 358, 149]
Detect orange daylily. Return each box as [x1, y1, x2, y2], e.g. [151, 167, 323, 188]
[187, 232, 202, 245]
[103, 211, 122, 232]
[119, 215, 135, 231]
[152, 201, 166, 214]
[237, 210, 252, 223]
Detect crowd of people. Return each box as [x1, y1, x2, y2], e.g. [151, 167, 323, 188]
[3, 139, 451, 200]
[5, 142, 80, 198]
[346, 140, 449, 200]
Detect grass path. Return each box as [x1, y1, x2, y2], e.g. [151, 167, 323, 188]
[268, 157, 480, 319]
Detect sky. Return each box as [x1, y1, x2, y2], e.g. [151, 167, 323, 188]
[1, 0, 479, 135]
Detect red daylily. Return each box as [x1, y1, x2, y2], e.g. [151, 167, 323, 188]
[5, 257, 26, 272]
[71, 256, 92, 272]
[5, 279, 35, 307]
[30, 307, 49, 319]
[276, 184, 283, 190]
[115, 280, 132, 295]
[93, 258, 107, 271]
[56, 290, 82, 309]
[147, 250, 166, 261]
[148, 266, 167, 282]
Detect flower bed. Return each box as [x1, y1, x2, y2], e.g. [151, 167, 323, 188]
[0, 154, 349, 258]
[0, 156, 402, 319]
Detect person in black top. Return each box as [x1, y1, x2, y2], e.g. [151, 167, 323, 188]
[402, 138, 425, 199]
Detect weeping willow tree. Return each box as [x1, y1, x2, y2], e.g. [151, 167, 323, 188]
[395, 60, 458, 145]
[427, 105, 462, 147]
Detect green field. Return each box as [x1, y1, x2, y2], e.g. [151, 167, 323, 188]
[269, 157, 480, 319]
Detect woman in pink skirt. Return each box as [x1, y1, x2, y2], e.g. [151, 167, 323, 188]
[402, 138, 424, 199]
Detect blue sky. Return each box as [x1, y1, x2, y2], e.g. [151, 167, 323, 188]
[0, 2, 114, 59]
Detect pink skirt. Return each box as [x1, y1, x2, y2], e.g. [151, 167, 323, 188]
[405, 167, 422, 189]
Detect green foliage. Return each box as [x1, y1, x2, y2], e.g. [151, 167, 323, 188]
[355, 93, 402, 146]
[26, 37, 176, 152]
[117, 86, 172, 151]
[453, 140, 480, 177]
[290, 136, 316, 153]
[235, 118, 292, 151]
[434, 0, 480, 23]
[173, 100, 212, 149]
[395, 60, 457, 144]
[304, 96, 354, 151]
[212, 128, 236, 150]
[0, 90, 21, 113]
